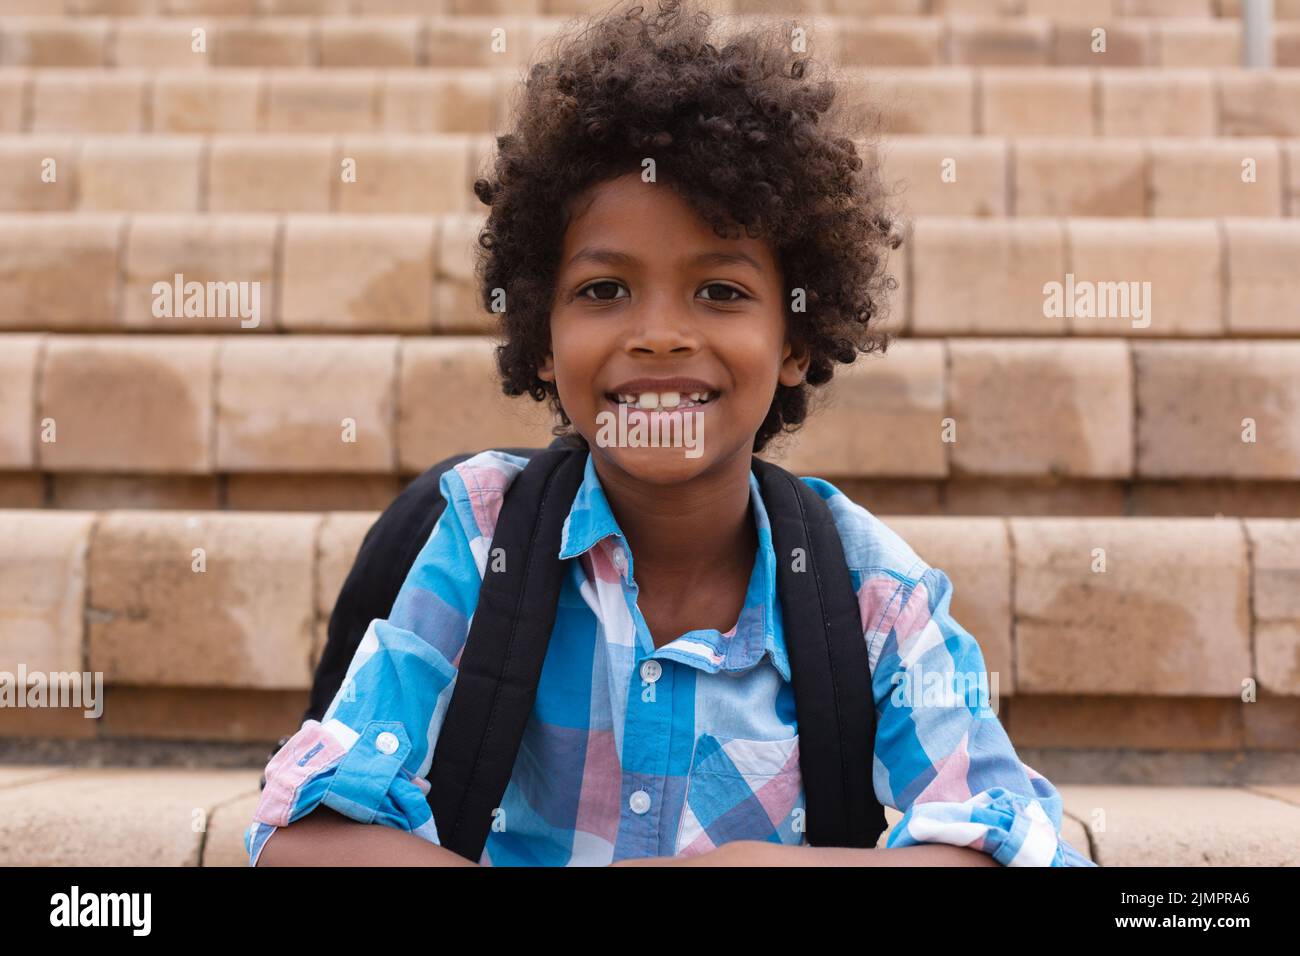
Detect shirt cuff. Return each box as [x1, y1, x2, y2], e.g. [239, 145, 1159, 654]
[247, 717, 440, 867]
[885, 786, 1078, 866]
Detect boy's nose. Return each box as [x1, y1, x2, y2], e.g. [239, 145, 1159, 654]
[623, 298, 701, 355]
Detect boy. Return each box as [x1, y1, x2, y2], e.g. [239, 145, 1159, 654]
[248, 0, 1095, 867]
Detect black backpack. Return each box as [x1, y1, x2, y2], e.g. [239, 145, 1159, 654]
[271, 438, 888, 862]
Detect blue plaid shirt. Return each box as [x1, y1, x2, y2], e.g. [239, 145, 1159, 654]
[247, 450, 1094, 866]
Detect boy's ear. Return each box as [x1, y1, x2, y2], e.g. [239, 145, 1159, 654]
[778, 338, 811, 387]
[537, 353, 555, 383]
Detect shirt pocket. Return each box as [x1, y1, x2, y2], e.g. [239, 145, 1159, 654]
[674, 732, 806, 857]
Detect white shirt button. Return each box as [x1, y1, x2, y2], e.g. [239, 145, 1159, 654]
[640, 659, 662, 683]
[375, 731, 399, 755]
[611, 547, 626, 572]
[629, 790, 651, 814]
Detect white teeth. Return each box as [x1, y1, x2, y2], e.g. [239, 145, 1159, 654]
[611, 390, 716, 408]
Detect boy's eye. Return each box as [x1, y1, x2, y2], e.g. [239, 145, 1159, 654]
[576, 281, 748, 303]
[578, 280, 627, 301]
[699, 283, 747, 302]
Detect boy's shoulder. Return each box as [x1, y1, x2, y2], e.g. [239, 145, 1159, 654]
[434, 452, 933, 587]
[794, 473, 931, 584]
[436, 448, 534, 541]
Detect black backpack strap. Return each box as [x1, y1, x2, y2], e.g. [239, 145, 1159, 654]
[300, 445, 554, 726]
[427, 447, 589, 862]
[752, 457, 888, 850]
[261, 443, 565, 793]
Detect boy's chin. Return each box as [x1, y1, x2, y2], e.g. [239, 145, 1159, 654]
[592, 443, 716, 483]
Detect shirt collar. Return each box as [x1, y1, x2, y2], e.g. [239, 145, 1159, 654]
[558, 451, 790, 681]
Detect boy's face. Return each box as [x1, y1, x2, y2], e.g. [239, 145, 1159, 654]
[538, 171, 809, 484]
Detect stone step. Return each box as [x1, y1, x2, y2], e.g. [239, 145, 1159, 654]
[0, 66, 1297, 136]
[0, 133, 1296, 218]
[0, 508, 1296, 707]
[2, 335, 1299, 481]
[4, 0, 1300, 22]
[0, 214, 1296, 333]
[3, 12, 1300, 69]
[3, 764, 1300, 865]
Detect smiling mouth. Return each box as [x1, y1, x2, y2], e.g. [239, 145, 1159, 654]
[603, 390, 720, 411]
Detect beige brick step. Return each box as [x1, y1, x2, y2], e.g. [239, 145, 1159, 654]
[9, 0, 1300, 21]
[1, 214, 1297, 334]
[0, 133, 1296, 218]
[1058, 784, 1300, 865]
[3, 334, 1300, 480]
[0, 765, 261, 865]
[0, 67, 1297, 136]
[0, 13, 1297, 70]
[1, 509, 1297, 708]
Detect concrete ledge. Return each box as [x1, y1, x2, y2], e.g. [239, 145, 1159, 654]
[21, 765, 1300, 866]
[1058, 784, 1300, 865]
[0, 764, 1080, 866]
[0, 766, 260, 866]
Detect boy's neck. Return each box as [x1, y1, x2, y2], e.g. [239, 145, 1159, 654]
[591, 449, 757, 585]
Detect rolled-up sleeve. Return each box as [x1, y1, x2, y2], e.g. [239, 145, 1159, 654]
[246, 461, 498, 866]
[867, 566, 1097, 867]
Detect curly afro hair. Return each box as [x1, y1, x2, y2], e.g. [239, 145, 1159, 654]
[473, 0, 901, 454]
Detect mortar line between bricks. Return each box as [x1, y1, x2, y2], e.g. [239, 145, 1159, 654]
[904, 218, 914, 336]
[210, 338, 225, 501]
[309, 21, 322, 69]
[392, 336, 404, 474]
[1126, 341, 1138, 513]
[31, 332, 49, 482]
[940, 338, 951, 503]
[369, 70, 381, 133]
[1004, 136, 1014, 217]
[0, 768, 75, 794]
[1060, 216, 1073, 335]
[20, 71, 33, 134]
[82, 513, 102, 732]
[310, 510, 326, 683]
[415, 19, 429, 69]
[1091, 69, 1101, 138]
[1242, 785, 1300, 811]
[256, 68, 269, 133]
[271, 214, 286, 332]
[1003, 515, 1017, 702]
[114, 214, 129, 329]
[198, 137, 211, 214]
[1212, 71, 1224, 138]
[1241, 516, 1258, 699]
[1216, 216, 1230, 335]
[428, 216, 440, 333]
[329, 136, 341, 212]
[70, 138, 83, 212]
[198, 783, 264, 868]
[141, 72, 153, 134]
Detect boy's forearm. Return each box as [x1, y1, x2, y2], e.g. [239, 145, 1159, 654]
[800, 844, 1002, 866]
[255, 806, 478, 867]
[612, 841, 1002, 867]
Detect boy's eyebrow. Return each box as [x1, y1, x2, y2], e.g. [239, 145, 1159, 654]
[564, 247, 765, 274]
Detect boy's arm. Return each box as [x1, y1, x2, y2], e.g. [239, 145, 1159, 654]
[246, 457, 517, 867]
[255, 806, 476, 867]
[865, 566, 1096, 867]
